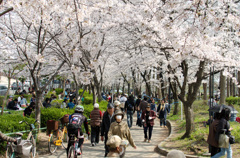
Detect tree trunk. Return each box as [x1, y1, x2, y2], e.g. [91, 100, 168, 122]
[181, 103, 194, 139]
[91, 84, 96, 105]
[96, 84, 102, 102]
[220, 71, 226, 104]
[227, 77, 230, 97]
[203, 83, 207, 100]
[172, 83, 179, 115]
[161, 81, 165, 99]
[1, 76, 11, 115]
[238, 71, 240, 97]
[35, 90, 42, 128]
[230, 78, 233, 96]
[128, 82, 130, 96]
[122, 81, 125, 94]
[233, 72, 236, 96]
[63, 78, 66, 97]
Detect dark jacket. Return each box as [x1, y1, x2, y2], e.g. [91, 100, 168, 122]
[124, 99, 135, 112]
[207, 119, 219, 147]
[24, 106, 33, 116]
[7, 101, 18, 110]
[90, 108, 102, 127]
[101, 112, 115, 138]
[215, 118, 231, 143]
[141, 110, 156, 127]
[157, 104, 169, 119]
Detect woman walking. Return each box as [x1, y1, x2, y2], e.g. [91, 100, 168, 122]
[212, 108, 233, 158]
[157, 100, 169, 128]
[141, 104, 156, 143]
[207, 112, 221, 156]
[108, 110, 137, 157]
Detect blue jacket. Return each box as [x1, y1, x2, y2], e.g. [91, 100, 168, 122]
[67, 102, 75, 109]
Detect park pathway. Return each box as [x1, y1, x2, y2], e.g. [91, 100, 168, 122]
[38, 113, 167, 158]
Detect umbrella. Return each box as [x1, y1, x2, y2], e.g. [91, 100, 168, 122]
[208, 104, 238, 114]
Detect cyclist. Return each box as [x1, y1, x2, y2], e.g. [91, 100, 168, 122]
[67, 105, 89, 155]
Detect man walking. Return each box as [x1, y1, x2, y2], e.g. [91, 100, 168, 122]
[101, 103, 115, 157]
[90, 103, 103, 146]
[125, 95, 135, 128]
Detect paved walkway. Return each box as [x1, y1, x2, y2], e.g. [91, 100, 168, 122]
[38, 114, 167, 158]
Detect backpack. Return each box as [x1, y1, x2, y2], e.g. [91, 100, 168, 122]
[127, 102, 133, 111]
[67, 114, 83, 135]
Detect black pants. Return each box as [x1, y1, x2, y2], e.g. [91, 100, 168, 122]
[144, 124, 153, 140]
[91, 126, 100, 144]
[211, 145, 220, 157]
[104, 135, 109, 157]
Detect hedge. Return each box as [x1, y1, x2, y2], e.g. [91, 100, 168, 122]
[225, 96, 240, 105]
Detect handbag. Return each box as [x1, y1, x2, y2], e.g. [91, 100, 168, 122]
[218, 132, 229, 148]
[229, 135, 235, 144]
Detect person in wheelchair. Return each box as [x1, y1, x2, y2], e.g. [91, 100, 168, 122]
[67, 105, 89, 155]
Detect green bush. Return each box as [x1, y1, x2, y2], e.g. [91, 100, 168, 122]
[226, 96, 240, 105]
[55, 88, 63, 95]
[51, 99, 64, 108]
[0, 112, 35, 134]
[82, 96, 93, 105]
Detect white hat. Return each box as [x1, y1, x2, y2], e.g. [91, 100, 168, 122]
[107, 135, 127, 148]
[94, 103, 99, 108]
[167, 150, 186, 158]
[114, 101, 121, 106]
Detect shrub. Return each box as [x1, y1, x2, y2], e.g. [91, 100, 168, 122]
[51, 99, 64, 108]
[0, 112, 35, 134]
[55, 88, 63, 95]
[82, 96, 93, 105]
[226, 96, 240, 105]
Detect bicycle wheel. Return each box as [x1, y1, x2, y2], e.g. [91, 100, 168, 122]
[61, 128, 68, 149]
[48, 132, 58, 154]
[6, 146, 14, 158]
[30, 137, 36, 158]
[67, 145, 77, 158]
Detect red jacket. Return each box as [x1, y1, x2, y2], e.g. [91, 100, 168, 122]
[141, 110, 156, 127]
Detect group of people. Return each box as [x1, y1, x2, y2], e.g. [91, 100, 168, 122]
[83, 93, 171, 157]
[207, 108, 234, 158]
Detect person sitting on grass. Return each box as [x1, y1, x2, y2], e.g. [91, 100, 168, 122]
[24, 102, 35, 116]
[66, 99, 75, 109]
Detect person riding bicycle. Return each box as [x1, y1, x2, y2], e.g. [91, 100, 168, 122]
[67, 105, 89, 155]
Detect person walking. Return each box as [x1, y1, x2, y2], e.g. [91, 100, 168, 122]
[120, 94, 127, 112]
[90, 103, 103, 146]
[207, 112, 221, 156]
[101, 103, 115, 157]
[157, 100, 169, 128]
[135, 95, 142, 127]
[108, 110, 137, 157]
[114, 100, 121, 112]
[150, 99, 157, 112]
[124, 95, 135, 128]
[139, 96, 148, 112]
[141, 104, 156, 143]
[211, 108, 233, 158]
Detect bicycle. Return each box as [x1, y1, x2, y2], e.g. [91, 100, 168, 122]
[67, 133, 84, 158]
[48, 118, 68, 153]
[6, 120, 39, 158]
